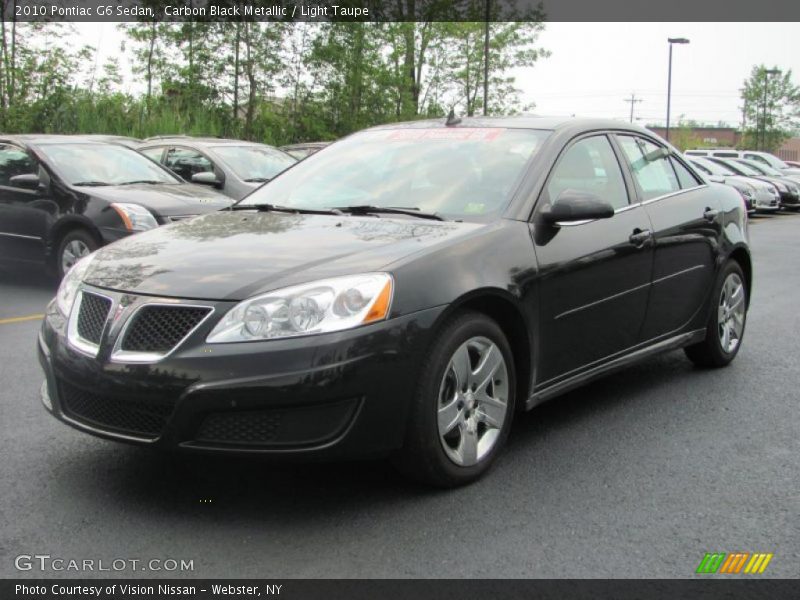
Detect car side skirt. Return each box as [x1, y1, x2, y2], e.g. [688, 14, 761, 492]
[526, 328, 706, 409]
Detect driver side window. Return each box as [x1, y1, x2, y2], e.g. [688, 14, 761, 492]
[547, 135, 629, 210]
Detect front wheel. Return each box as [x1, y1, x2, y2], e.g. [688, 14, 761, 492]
[56, 229, 97, 279]
[393, 311, 516, 487]
[684, 260, 748, 368]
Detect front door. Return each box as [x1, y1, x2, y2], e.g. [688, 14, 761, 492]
[532, 134, 654, 385]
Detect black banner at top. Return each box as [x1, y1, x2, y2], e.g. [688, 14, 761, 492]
[4, 0, 800, 23]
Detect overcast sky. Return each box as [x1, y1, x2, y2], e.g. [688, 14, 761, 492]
[74, 21, 800, 127]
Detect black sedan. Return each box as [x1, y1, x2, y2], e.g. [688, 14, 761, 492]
[0, 136, 232, 277]
[37, 117, 751, 486]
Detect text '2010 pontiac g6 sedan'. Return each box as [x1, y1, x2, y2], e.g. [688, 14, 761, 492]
[38, 117, 751, 486]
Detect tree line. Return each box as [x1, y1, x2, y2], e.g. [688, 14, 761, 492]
[0, 1, 548, 145]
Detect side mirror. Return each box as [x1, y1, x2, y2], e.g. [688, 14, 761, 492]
[708, 175, 725, 184]
[9, 173, 41, 190]
[540, 190, 615, 225]
[191, 171, 222, 187]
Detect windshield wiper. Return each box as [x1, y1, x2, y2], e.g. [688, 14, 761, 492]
[230, 203, 341, 216]
[118, 180, 167, 185]
[244, 177, 271, 183]
[332, 205, 445, 221]
[72, 181, 111, 187]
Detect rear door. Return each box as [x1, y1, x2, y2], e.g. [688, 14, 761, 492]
[616, 135, 721, 341]
[533, 133, 654, 384]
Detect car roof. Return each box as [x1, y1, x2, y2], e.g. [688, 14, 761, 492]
[0, 134, 130, 147]
[139, 137, 265, 147]
[280, 142, 331, 149]
[364, 115, 658, 137]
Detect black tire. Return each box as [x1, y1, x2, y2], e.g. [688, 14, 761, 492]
[55, 228, 98, 279]
[684, 260, 748, 368]
[392, 310, 516, 487]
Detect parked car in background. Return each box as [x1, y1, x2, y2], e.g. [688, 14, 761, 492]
[687, 156, 779, 214]
[0, 135, 232, 277]
[685, 148, 800, 176]
[784, 160, 800, 169]
[708, 157, 800, 210]
[732, 157, 800, 188]
[138, 137, 297, 200]
[279, 142, 331, 160]
[38, 117, 751, 487]
[79, 135, 143, 149]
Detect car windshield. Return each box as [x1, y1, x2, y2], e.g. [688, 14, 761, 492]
[38, 143, 180, 186]
[693, 157, 735, 176]
[237, 128, 550, 221]
[724, 160, 761, 177]
[211, 145, 297, 181]
[738, 160, 780, 176]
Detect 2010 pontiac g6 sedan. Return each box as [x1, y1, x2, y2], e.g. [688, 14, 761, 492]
[37, 117, 752, 487]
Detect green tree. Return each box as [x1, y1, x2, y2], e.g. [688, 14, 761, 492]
[740, 65, 800, 152]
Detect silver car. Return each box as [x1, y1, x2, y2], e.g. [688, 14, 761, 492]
[689, 157, 780, 213]
[138, 137, 298, 200]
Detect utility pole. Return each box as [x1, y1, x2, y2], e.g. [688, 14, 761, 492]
[624, 93, 643, 123]
[483, 0, 490, 116]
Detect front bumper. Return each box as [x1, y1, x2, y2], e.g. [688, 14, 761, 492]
[38, 293, 445, 459]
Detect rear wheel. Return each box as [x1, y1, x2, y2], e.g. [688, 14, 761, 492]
[393, 311, 516, 487]
[684, 260, 747, 368]
[56, 229, 97, 279]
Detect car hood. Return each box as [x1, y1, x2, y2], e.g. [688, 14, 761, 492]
[84, 183, 232, 216]
[84, 211, 484, 300]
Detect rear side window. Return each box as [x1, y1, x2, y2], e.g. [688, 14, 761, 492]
[0, 144, 36, 187]
[671, 158, 701, 189]
[546, 135, 629, 210]
[617, 136, 680, 201]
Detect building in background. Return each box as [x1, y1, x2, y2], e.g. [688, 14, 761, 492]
[647, 125, 799, 160]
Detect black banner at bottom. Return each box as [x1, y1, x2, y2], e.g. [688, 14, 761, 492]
[2, 579, 797, 600]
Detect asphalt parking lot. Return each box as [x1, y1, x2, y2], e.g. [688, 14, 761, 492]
[1, 213, 798, 579]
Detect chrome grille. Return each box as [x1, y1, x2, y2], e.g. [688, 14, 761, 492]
[120, 305, 211, 354]
[76, 292, 112, 344]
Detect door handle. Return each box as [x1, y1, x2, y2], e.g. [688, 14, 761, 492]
[703, 207, 720, 222]
[629, 228, 652, 247]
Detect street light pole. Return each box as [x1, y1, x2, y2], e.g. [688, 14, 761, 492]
[665, 37, 690, 143]
[760, 68, 780, 151]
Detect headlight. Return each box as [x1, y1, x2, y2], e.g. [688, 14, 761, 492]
[110, 203, 158, 231]
[740, 188, 753, 198]
[56, 254, 94, 316]
[207, 273, 393, 343]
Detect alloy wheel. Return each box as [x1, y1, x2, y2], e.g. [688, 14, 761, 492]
[61, 239, 91, 274]
[718, 272, 746, 353]
[437, 336, 509, 467]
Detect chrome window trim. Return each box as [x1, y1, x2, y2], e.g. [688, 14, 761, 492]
[66, 289, 114, 358]
[556, 184, 708, 228]
[110, 301, 215, 364]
